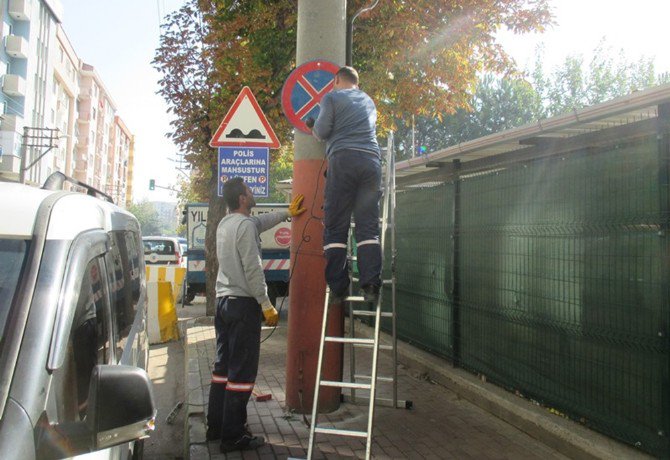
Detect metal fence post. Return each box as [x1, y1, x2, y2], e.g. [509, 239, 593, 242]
[657, 103, 670, 447]
[450, 159, 461, 367]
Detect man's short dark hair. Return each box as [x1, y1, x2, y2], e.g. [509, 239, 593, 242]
[222, 177, 246, 211]
[336, 66, 359, 85]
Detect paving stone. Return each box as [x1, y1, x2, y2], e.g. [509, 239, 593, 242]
[184, 320, 569, 460]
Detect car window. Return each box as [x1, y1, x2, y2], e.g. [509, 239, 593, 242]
[108, 231, 137, 362]
[0, 239, 30, 353]
[180, 243, 187, 254]
[144, 240, 175, 255]
[54, 256, 112, 421]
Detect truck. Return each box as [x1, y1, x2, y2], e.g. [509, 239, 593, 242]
[184, 202, 292, 305]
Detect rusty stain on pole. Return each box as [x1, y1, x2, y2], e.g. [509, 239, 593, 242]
[286, 0, 347, 414]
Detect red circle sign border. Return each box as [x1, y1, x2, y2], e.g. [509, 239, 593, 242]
[274, 227, 291, 246]
[281, 60, 340, 134]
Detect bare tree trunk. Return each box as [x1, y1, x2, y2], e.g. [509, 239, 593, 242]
[205, 161, 226, 316]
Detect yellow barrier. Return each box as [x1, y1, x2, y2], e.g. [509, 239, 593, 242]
[147, 281, 180, 344]
[145, 266, 186, 303]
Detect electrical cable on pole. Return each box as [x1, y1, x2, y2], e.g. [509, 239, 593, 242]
[346, 0, 380, 66]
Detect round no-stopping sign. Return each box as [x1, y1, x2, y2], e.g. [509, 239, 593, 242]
[274, 227, 291, 246]
[281, 60, 340, 134]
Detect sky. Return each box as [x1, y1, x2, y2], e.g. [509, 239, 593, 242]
[60, 0, 186, 203]
[58, 0, 670, 204]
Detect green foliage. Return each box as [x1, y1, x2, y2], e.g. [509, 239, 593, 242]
[395, 75, 542, 158]
[398, 41, 670, 159]
[534, 41, 662, 117]
[127, 201, 163, 236]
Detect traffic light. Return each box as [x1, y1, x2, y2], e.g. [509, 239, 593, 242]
[149, 179, 155, 190]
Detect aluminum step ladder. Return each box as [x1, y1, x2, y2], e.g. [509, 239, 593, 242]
[306, 133, 409, 460]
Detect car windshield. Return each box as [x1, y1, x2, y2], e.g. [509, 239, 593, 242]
[0, 239, 30, 347]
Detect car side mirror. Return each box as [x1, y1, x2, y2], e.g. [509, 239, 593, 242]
[37, 365, 156, 459]
[87, 364, 156, 450]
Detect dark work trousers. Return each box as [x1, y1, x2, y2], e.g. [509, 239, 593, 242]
[206, 296, 262, 441]
[323, 149, 382, 295]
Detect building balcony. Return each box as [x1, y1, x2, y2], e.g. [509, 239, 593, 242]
[5, 35, 28, 59]
[8, 0, 31, 21]
[1, 114, 22, 133]
[3, 74, 26, 97]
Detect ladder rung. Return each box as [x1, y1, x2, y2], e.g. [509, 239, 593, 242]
[352, 278, 392, 285]
[347, 255, 358, 261]
[344, 296, 368, 302]
[320, 380, 371, 390]
[354, 374, 393, 382]
[352, 310, 393, 318]
[325, 337, 374, 345]
[314, 427, 368, 438]
[352, 343, 393, 351]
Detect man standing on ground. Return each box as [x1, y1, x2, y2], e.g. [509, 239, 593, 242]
[311, 66, 382, 303]
[207, 177, 305, 453]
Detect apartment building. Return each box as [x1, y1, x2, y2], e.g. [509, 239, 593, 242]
[0, 1, 135, 206]
[111, 115, 133, 206]
[52, 23, 77, 177]
[0, 0, 63, 183]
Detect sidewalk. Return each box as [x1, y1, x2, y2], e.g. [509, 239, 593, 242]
[185, 313, 577, 460]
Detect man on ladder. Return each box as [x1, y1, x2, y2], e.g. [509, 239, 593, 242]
[310, 66, 382, 304]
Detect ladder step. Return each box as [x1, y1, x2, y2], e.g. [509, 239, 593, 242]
[343, 295, 370, 302]
[353, 374, 394, 382]
[320, 380, 372, 390]
[352, 343, 393, 351]
[314, 427, 368, 438]
[352, 310, 393, 318]
[325, 337, 374, 345]
[352, 277, 393, 285]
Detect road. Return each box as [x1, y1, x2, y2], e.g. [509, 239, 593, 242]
[145, 298, 207, 460]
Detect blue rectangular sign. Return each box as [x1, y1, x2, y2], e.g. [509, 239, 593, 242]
[218, 147, 269, 198]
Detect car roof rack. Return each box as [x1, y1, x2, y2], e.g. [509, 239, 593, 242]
[42, 172, 115, 204]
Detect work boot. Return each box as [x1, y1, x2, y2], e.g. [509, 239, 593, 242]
[361, 285, 380, 304]
[207, 423, 251, 441]
[220, 434, 265, 453]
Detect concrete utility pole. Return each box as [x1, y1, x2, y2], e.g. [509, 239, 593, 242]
[286, 0, 347, 413]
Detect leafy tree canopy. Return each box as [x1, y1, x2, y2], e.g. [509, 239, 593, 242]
[153, 0, 552, 194]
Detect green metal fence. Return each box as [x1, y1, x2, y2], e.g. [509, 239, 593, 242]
[387, 133, 669, 457]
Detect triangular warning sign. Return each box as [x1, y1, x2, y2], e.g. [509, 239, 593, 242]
[209, 87, 281, 149]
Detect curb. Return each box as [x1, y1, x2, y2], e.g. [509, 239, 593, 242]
[355, 320, 650, 460]
[184, 317, 215, 460]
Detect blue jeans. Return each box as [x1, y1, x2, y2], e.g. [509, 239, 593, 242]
[323, 149, 382, 295]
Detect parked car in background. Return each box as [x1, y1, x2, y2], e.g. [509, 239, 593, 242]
[142, 236, 185, 267]
[0, 173, 155, 460]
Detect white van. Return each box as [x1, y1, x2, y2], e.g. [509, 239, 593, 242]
[0, 173, 156, 459]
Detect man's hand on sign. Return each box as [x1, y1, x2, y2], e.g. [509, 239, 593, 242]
[288, 194, 307, 217]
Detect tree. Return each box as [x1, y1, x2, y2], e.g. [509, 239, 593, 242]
[395, 75, 541, 158]
[128, 201, 163, 236]
[153, 0, 552, 313]
[397, 41, 670, 159]
[533, 41, 663, 117]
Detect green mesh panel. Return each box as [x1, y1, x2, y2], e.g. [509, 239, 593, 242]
[390, 136, 669, 457]
[383, 182, 454, 358]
